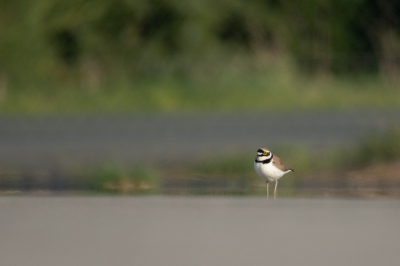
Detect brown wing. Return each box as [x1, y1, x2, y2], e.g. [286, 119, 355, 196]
[272, 154, 293, 172]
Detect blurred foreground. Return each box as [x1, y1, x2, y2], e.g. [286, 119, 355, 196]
[0, 197, 399, 266]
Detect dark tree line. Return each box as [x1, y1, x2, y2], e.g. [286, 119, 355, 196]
[1, 0, 399, 88]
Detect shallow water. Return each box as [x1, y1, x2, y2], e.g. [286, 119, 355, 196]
[0, 110, 399, 167]
[1, 196, 399, 266]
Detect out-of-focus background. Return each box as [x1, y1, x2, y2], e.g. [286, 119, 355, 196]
[0, 0, 399, 196]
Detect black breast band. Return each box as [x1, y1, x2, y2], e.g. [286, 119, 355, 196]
[255, 154, 273, 164]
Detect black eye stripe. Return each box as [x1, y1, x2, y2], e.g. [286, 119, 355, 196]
[257, 149, 264, 153]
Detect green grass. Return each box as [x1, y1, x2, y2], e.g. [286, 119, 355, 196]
[340, 128, 400, 168]
[1, 129, 400, 195]
[84, 165, 159, 194]
[182, 128, 400, 192]
[1, 67, 400, 114]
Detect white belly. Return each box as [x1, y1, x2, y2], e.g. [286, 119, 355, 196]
[254, 161, 287, 182]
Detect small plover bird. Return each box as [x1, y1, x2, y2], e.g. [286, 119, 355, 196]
[254, 148, 294, 198]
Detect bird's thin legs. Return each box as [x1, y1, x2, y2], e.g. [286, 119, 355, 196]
[274, 180, 278, 199]
[266, 181, 269, 199]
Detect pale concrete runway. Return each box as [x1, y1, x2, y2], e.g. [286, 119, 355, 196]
[0, 197, 399, 266]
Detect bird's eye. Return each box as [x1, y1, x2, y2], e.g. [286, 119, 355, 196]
[263, 152, 268, 156]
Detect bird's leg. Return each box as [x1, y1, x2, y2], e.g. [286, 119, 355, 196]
[266, 181, 269, 199]
[274, 180, 278, 199]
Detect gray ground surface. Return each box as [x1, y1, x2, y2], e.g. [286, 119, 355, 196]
[1, 109, 400, 168]
[0, 196, 399, 266]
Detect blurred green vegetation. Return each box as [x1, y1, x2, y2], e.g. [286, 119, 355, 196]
[86, 164, 159, 194]
[0, 127, 400, 196]
[185, 128, 400, 194]
[342, 128, 400, 167]
[188, 154, 260, 194]
[2, 129, 399, 195]
[1, 71, 400, 114]
[0, 0, 399, 113]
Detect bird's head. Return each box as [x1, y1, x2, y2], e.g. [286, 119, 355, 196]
[256, 148, 272, 159]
